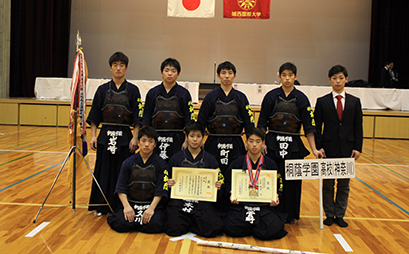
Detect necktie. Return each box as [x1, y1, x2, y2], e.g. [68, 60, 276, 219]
[336, 95, 343, 120]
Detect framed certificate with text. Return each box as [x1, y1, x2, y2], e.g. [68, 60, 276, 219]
[171, 167, 218, 202]
[231, 169, 277, 203]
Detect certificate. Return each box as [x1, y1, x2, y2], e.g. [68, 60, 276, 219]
[231, 169, 277, 203]
[171, 167, 218, 202]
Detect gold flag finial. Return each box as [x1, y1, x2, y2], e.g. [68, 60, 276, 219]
[76, 30, 82, 52]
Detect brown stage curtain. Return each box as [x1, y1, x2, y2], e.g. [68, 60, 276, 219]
[10, 0, 72, 97]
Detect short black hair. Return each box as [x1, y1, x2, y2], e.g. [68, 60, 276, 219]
[385, 61, 393, 66]
[328, 65, 348, 78]
[109, 52, 129, 67]
[184, 122, 205, 136]
[138, 126, 158, 144]
[245, 127, 266, 141]
[161, 58, 181, 73]
[279, 62, 297, 75]
[217, 61, 236, 75]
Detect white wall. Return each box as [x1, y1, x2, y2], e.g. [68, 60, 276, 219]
[69, 0, 372, 86]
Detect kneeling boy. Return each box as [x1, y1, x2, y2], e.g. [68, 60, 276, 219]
[223, 127, 287, 240]
[107, 126, 169, 233]
[166, 122, 224, 238]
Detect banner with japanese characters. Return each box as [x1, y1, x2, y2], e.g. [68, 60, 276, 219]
[285, 158, 355, 180]
[224, 0, 271, 19]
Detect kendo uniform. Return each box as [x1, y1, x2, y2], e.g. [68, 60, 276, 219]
[107, 153, 168, 233]
[166, 149, 224, 238]
[142, 83, 195, 162]
[197, 87, 254, 176]
[257, 87, 316, 222]
[87, 80, 143, 214]
[223, 155, 287, 240]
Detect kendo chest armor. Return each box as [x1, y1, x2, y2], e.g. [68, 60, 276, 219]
[152, 95, 185, 130]
[127, 163, 156, 203]
[181, 150, 204, 168]
[268, 96, 301, 135]
[207, 99, 243, 135]
[101, 87, 133, 126]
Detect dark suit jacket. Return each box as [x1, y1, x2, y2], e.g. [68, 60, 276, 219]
[314, 93, 363, 158]
[379, 67, 391, 88]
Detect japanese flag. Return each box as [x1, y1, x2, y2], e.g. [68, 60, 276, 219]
[168, 0, 215, 18]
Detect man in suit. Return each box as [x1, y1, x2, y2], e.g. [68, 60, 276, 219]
[314, 65, 363, 227]
[379, 61, 398, 88]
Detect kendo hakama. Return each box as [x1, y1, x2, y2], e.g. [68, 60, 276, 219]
[142, 83, 195, 162]
[107, 153, 168, 233]
[87, 81, 142, 214]
[223, 155, 287, 240]
[165, 149, 224, 238]
[257, 87, 316, 222]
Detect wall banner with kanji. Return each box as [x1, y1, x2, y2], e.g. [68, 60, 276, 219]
[223, 0, 271, 19]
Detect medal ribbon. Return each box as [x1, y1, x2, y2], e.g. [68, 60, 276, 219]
[246, 154, 264, 190]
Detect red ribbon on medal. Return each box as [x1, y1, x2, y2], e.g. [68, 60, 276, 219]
[246, 154, 263, 190]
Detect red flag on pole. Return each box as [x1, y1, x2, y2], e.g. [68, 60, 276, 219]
[69, 49, 87, 135]
[224, 0, 271, 19]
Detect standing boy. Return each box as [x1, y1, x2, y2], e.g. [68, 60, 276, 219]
[87, 52, 142, 216]
[142, 58, 195, 161]
[257, 62, 322, 224]
[197, 61, 254, 176]
[107, 126, 168, 233]
[223, 127, 287, 240]
[166, 122, 224, 238]
[315, 65, 363, 227]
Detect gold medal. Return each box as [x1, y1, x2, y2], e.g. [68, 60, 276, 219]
[246, 153, 263, 199]
[249, 189, 257, 198]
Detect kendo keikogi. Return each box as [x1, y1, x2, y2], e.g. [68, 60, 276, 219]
[87, 81, 142, 214]
[107, 153, 168, 233]
[257, 86, 316, 223]
[165, 149, 224, 238]
[142, 83, 195, 161]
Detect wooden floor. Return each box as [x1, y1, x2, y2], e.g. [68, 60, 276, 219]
[1, 125, 409, 254]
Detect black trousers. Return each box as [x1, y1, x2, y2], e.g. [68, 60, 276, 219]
[323, 178, 350, 218]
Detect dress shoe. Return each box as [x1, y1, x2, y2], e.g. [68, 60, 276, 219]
[323, 217, 334, 226]
[335, 218, 348, 227]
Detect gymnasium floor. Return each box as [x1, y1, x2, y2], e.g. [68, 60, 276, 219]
[0, 125, 408, 253]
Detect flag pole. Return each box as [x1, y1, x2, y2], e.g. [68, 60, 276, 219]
[71, 31, 81, 211]
[213, 61, 216, 84]
[33, 31, 112, 223]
